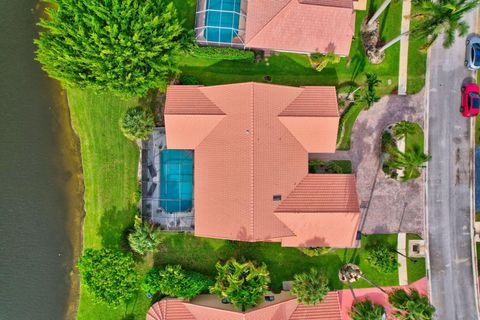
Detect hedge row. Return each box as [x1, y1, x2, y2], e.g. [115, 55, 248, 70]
[191, 46, 254, 60]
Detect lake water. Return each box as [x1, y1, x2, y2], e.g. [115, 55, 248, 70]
[0, 1, 82, 319]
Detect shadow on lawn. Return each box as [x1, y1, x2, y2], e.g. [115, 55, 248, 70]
[98, 205, 137, 251]
[180, 54, 339, 86]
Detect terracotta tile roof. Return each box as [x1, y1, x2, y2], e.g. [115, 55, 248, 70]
[164, 83, 359, 246]
[165, 86, 225, 115]
[146, 299, 195, 320]
[290, 292, 342, 320]
[244, 0, 355, 55]
[274, 175, 360, 247]
[148, 292, 343, 320]
[275, 175, 360, 213]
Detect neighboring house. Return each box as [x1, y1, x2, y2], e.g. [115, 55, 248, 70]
[195, 0, 362, 55]
[162, 82, 361, 248]
[146, 291, 343, 320]
[145, 278, 428, 320]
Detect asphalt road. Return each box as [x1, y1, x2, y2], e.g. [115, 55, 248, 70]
[426, 9, 479, 320]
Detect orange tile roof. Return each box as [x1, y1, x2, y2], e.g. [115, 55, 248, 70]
[164, 83, 360, 247]
[146, 299, 195, 320]
[244, 0, 355, 55]
[147, 292, 342, 320]
[290, 292, 342, 320]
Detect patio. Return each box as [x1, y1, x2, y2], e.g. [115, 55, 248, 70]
[141, 128, 194, 231]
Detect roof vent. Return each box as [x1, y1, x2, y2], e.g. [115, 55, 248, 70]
[273, 195, 282, 201]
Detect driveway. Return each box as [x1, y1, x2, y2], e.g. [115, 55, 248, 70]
[311, 90, 425, 235]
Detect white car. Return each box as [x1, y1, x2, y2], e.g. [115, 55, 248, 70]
[465, 36, 480, 70]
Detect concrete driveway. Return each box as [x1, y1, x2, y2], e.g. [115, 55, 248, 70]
[311, 90, 425, 235]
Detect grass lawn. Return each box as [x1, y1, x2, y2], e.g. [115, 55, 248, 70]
[407, 4, 428, 95]
[406, 234, 426, 284]
[154, 233, 399, 291]
[68, 89, 151, 320]
[337, 103, 366, 150]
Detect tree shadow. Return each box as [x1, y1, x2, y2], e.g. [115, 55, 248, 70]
[98, 205, 138, 251]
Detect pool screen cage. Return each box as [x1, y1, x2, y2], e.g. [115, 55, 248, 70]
[195, 0, 247, 48]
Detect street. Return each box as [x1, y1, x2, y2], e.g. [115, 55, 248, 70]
[426, 8, 479, 320]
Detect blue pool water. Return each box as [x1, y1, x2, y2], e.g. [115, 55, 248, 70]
[205, 0, 241, 43]
[159, 150, 193, 213]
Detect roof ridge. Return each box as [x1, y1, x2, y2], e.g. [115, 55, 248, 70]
[245, 0, 295, 46]
[198, 87, 227, 115]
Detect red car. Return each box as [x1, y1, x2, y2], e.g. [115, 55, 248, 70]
[461, 83, 480, 117]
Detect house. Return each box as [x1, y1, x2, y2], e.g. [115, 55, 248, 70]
[145, 278, 428, 320]
[162, 82, 361, 248]
[146, 291, 343, 320]
[195, 0, 363, 55]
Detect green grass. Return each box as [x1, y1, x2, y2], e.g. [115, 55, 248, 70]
[407, 4, 428, 94]
[154, 233, 399, 291]
[68, 89, 151, 320]
[405, 122, 425, 153]
[337, 103, 366, 150]
[406, 234, 426, 284]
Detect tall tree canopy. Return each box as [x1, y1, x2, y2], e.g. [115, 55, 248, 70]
[78, 248, 138, 305]
[35, 0, 189, 98]
[210, 259, 270, 311]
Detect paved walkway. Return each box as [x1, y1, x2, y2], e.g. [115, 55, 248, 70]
[311, 91, 425, 235]
[397, 233, 408, 285]
[398, 0, 412, 95]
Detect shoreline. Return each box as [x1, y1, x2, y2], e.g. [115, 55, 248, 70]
[49, 80, 85, 320]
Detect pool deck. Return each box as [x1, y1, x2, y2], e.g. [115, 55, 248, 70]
[141, 128, 194, 231]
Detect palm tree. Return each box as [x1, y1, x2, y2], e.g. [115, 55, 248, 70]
[368, 0, 393, 26]
[350, 299, 386, 320]
[362, 73, 382, 108]
[389, 146, 431, 169]
[379, 0, 480, 52]
[393, 121, 417, 139]
[388, 288, 435, 320]
[291, 268, 330, 305]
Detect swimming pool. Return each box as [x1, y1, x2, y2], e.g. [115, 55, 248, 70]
[204, 0, 241, 43]
[159, 150, 193, 213]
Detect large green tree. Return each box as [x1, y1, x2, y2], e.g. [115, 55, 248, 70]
[210, 259, 270, 311]
[291, 268, 330, 305]
[78, 248, 138, 305]
[366, 245, 399, 273]
[142, 265, 212, 299]
[35, 0, 189, 98]
[388, 288, 435, 320]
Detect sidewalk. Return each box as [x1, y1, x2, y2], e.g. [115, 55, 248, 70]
[397, 233, 408, 285]
[398, 0, 412, 95]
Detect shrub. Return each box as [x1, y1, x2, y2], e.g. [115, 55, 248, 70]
[300, 247, 333, 257]
[366, 245, 398, 273]
[291, 268, 329, 305]
[35, 0, 190, 98]
[350, 299, 386, 320]
[120, 106, 155, 141]
[210, 259, 270, 311]
[310, 52, 341, 72]
[128, 216, 163, 255]
[191, 46, 254, 61]
[142, 265, 212, 299]
[388, 288, 435, 319]
[78, 248, 138, 306]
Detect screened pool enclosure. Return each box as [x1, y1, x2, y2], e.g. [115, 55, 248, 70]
[195, 0, 247, 47]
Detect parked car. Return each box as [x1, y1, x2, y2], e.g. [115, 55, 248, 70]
[461, 83, 480, 117]
[465, 36, 480, 70]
